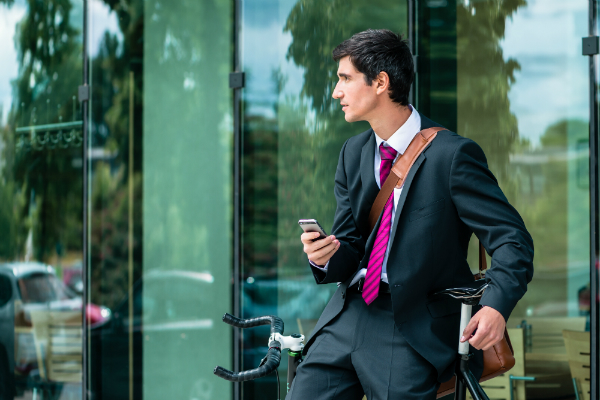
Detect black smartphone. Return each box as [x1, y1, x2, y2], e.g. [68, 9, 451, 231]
[298, 219, 328, 240]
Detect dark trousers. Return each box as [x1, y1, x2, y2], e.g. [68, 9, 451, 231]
[286, 288, 440, 400]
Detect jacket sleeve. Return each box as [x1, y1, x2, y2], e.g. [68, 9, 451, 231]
[449, 138, 534, 320]
[309, 139, 365, 284]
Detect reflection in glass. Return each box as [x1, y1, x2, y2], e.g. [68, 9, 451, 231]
[421, 0, 590, 398]
[18, 272, 76, 304]
[87, 0, 232, 399]
[0, 0, 85, 398]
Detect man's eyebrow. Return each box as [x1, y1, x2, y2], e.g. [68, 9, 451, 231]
[338, 72, 351, 79]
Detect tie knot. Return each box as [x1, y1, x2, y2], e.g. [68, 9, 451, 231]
[379, 143, 397, 161]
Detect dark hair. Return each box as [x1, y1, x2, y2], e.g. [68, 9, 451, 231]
[332, 29, 414, 106]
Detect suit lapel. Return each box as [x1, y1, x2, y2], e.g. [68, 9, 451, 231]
[363, 114, 443, 255]
[388, 152, 426, 246]
[388, 113, 443, 246]
[360, 130, 380, 212]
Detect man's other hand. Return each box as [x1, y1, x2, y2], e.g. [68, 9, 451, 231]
[301, 232, 340, 266]
[460, 306, 506, 351]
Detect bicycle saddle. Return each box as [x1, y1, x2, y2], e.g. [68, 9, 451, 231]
[431, 278, 490, 302]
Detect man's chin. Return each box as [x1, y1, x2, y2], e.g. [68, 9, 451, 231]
[344, 113, 357, 123]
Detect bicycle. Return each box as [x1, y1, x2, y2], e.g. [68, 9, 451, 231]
[214, 279, 492, 400]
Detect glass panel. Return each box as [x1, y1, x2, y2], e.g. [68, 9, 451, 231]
[87, 0, 232, 399]
[0, 0, 85, 398]
[419, 0, 590, 398]
[240, 1, 407, 398]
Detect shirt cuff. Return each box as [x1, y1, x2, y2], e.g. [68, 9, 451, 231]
[309, 260, 329, 271]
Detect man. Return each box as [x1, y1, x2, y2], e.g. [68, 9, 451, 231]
[287, 29, 534, 400]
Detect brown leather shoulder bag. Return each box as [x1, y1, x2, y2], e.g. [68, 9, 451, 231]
[367, 127, 515, 398]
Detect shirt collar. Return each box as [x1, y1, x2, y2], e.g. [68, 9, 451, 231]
[374, 105, 422, 155]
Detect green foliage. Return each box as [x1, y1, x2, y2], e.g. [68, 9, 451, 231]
[89, 163, 142, 309]
[0, 180, 27, 260]
[508, 119, 589, 317]
[452, 0, 527, 272]
[1, 0, 83, 261]
[456, 0, 526, 179]
[540, 120, 586, 148]
[285, 0, 408, 114]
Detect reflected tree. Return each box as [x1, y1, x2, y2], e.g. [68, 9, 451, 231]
[457, 0, 526, 179]
[510, 119, 589, 317]
[0, 0, 83, 262]
[455, 0, 527, 270]
[277, 0, 408, 274]
[89, 0, 232, 313]
[87, 0, 144, 309]
[285, 0, 407, 114]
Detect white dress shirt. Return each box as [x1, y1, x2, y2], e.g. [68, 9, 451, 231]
[313, 105, 422, 286]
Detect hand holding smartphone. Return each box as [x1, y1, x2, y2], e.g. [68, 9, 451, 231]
[298, 219, 328, 240]
[298, 219, 340, 266]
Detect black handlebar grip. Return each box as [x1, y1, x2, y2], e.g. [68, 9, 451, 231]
[221, 313, 284, 335]
[214, 347, 281, 382]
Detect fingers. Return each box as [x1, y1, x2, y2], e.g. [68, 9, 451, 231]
[469, 324, 504, 350]
[301, 231, 325, 244]
[301, 233, 340, 266]
[460, 316, 479, 344]
[462, 307, 506, 350]
[311, 240, 341, 265]
[301, 233, 337, 252]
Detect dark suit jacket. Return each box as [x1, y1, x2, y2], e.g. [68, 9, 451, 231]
[305, 114, 534, 382]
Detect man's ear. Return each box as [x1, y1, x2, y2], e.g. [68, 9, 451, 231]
[374, 71, 390, 95]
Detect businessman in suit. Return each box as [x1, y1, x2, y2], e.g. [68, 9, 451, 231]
[286, 29, 534, 400]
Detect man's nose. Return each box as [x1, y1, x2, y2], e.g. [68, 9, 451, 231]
[332, 84, 342, 99]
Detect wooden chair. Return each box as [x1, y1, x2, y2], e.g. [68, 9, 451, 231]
[467, 328, 529, 400]
[508, 317, 587, 358]
[562, 330, 591, 400]
[30, 310, 83, 383]
[504, 316, 586, 398]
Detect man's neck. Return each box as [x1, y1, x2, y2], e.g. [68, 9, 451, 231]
[368, 104, 412, 141]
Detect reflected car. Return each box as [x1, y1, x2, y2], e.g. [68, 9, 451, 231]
[0, 262, 110, 399]
[62, 261, 84, 295]
[90, 270, 217, 400]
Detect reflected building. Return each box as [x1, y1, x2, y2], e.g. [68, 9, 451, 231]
[0, 0, 598, 399]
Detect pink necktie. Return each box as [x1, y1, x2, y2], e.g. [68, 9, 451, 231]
[363, 143, 398, 305]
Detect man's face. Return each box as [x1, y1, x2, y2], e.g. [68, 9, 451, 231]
[332, 56, 378, 123]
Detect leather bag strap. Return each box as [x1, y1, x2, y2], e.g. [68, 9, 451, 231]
[366, 126, 489, 275]
[478, 241, 488, 275]
[368, 127, 445, 233]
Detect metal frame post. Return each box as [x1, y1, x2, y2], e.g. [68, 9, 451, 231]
[81, 0, 89, 398]
[408, 0, 417, 106]
[232, 0, 243, 398]
[588, 1, 599, 399]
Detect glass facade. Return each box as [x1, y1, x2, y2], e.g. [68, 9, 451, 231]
[0, 0, 87, 398]
[0, 1, 597, 400]
[417, 1, 593, 398]
[86, 0, 233, 399]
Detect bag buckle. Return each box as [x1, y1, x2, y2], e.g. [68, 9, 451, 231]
[357, 278, 365, 292]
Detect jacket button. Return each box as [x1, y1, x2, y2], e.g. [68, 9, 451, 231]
[341, 291, 345, 299]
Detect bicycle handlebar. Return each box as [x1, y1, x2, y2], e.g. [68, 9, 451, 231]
[214, 347, 282, 382]
[222, 313, 284, 335]
[213, 313, 285, 382]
